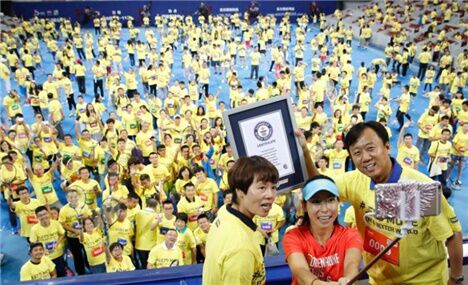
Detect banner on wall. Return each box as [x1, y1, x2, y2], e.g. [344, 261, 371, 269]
[11, 1, 338, 25]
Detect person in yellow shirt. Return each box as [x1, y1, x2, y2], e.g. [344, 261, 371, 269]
[254, 202, 285, 255]
[428, 128, 452, 187]
[30, 206, 67, 277]
[177, 182, 205, 231]
[58, 189, 92, 275]
[26, 160, 61, 207]
[194, 167, 219, 220]
[106, 203, 134, 257]
[175, 213, 197, 265]
[3, 90, 22, 123]
[396, 123, 420, 169]
[193, 213, 211, 263]
[68, 167, 102, 211]
[105, 242, 135, 273]
[7, 186, 41, 240]
[250, 47, 261, 79]
[416, 106, 439, 161]
[446, 123, 468, 189]
[302, 121, 462, 285]
[394, 85, 412, 131]
[324, 139, 349, 177]
[80, 217, 106, 273]
[134, 198, 160, 269]
[203, 156, 279, 285]
[20, 243, 57, 281]
[147, 229, 184, 269]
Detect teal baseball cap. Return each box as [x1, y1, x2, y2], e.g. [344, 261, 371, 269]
[302, 177, 339, 201]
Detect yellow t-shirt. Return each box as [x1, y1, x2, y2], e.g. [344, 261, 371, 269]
[135, 208, 159, 251]
[396, 144, 420, 168]
[14, 199, 41, 237]
[69, 179, 101, 210]
[399, 92, 410, 113]
[30, 171, 59, 205]
[58, 203, 92, 238]
[176, 227, 197, 265]
[106, 255, 135, 272]
[253, 203, 285, 244]
[196, 178, 219, 211]
[334, 162, 455, 285]
[155, 214, 176, 244]
[30, 220, 66, 260]
[148, 242, 184, 268]
[193, 227, 209, 247]
[428, 141, 452, 171]
[20, 256, 55, 281]
[452, 130, 468, 156]
[203, 206, 266, 285]
[324, 149, 349, 176]
[108, 219, 134, 256]
[177, 196, 205, 231]
[82, 229, 106, 266]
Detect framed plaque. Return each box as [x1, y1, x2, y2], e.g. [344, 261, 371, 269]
[223, 95, 307, 194]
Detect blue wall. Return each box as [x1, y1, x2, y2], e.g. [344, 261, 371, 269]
[11, 1, 338, 25]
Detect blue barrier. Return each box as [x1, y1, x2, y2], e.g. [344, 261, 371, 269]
[11, 1, 338, 25]
[16, 255, 291, 285]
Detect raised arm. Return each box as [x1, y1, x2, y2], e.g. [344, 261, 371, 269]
[294, 130, 319, 178]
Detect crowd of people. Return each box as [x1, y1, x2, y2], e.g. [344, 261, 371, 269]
[0, 1, 466, 283]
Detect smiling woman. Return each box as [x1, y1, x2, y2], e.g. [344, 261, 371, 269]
[282, 175, 363, 285]
[202, 156, 279, 285]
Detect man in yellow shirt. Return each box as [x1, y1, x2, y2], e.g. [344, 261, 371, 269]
[30, 206, 67, 277]
[58, 189, 92, 275]
[193, 213, 211, 263]
[48, 93, 64, 139]
[416, 106, 439, 162]
[446, 123, 468, 189]
[147, 229, 184, 269]
[396, 123, 420, 169]
[428, 128, 452, 187]
[156, 200, 176, 244]
[8, 186, 41, 241]
[194, 167, 219, 220]
[134, 198, 160, 269]
[303, 121, 463, 285]
[394, 85, 412, 131]
[3, 90, 22, 124]
[20, 243, 57, 281]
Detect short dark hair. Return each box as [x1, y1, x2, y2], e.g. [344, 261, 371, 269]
[184, 182, 195, 190]
[344, 121, 389, 151]
[29, 242, 44, 253]
[35, 205, 48, 215]
[109, 242, 124, 252]
[228, 156, 279, 205]
[176, 212, 188, 223]
[197, 213, 209, 222]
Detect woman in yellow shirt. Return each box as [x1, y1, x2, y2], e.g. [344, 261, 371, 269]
[80, 217, 106, 273]
[105, 242, 135, 273]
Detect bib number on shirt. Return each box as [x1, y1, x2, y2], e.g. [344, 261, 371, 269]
[90, 122, 97, 128]
[83, 151, 91, 158]
[41, 185, 53, 194]
[27, 215, 38, 224]
[72, 221, 82, 230]
[332, 162, 342, 169]
[130, 123, 137, 129]
[145, 140, 153, 146]
[45, 241, 57, 252]
[438, 157, 448, 163]
[260, 222, 273, 231]
[43, 137, 52, 143]
[92, 246, 104, 257]
[403, 157, 413, 165]
[18, 133, 27, 139]
[117, 238, 127, 246]
[85, 197, 94, 205]
[189, 214, 198, 222]
[11, 104, 19, 110]
[199, 192, 208, 201]
[364, 227, 399, 265]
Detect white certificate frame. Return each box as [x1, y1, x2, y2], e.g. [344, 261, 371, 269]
[223, 95, 307, 194]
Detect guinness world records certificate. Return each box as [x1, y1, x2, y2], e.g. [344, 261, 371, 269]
[223, 96, 307, 193]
